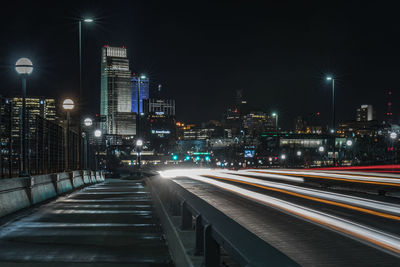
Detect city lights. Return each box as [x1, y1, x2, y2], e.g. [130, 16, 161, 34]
[390, 132, 397, 139]
[319, 146, 325, 152]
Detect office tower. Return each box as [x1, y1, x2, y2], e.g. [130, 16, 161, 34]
[100, 45, 136, 135]
[356, 105, 375, 122]
[7, 97, 57, 138]
[143, 99, 175, 116]
[131, 75, 150, 114]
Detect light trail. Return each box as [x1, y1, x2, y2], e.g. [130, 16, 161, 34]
[202, 172, 400, 220]
[251, 170, 400, 187]
[159, 169, 400, 255]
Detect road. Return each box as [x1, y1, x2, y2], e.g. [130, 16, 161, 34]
[159, 168, 400, 265]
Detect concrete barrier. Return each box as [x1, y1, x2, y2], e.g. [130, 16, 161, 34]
[71, 171, 84, 189]
[0, 170, 104, 219]
[56, 172, 74, 194]
[0, 178, 30, 218]
[30, 174, 57, 205]
[90, 171, 97, 183]
[83, 170, 91, 184]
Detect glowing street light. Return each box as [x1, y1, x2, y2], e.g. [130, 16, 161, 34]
[15, 58, 33, 75]
[94, 129, 102, 138]
[84, 118, 93, 127]
[281, 154, 286, 160]
[62, 99, 75, 110]
[62, 98, 75, 171]
[346, 140, 353, 147]
[326, 75, 336, 166]
[77, 17, 94, 169]
[390, 132, 398, 139]
[319, 146, 325, 152]
[297, 151, 302, 156]
[136, 139, 143, 146]
[15, 58, 33, 176]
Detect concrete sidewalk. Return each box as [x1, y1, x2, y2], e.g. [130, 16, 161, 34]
[0, 179, 173, 266]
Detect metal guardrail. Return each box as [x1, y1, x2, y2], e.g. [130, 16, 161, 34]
[148, 176, 299, 267]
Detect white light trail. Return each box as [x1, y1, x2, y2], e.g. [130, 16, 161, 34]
[173, 173, 400, 254]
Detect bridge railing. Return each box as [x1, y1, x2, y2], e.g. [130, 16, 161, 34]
[0, 107, 97, 178]
[147, 176, 298, 267]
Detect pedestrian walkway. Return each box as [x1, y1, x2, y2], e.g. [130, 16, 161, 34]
[0, 179, 173, 266]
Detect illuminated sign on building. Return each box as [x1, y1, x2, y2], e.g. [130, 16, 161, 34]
[152, 130, 171, 134]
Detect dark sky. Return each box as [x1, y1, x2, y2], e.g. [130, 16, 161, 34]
[1, 1, 400, 128]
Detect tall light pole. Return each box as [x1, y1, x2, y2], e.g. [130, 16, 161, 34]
[77, 17, 93, 170]
[136, 74, 146, 167]
[271, 112, 278, 132]
[136, 139, 143, 168]
[15, 58, 33, 177]
[63, 99, 74, 171]
[94, 129, 102, 170]
[326, 76, 336, 166]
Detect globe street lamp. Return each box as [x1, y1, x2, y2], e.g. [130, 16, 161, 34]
[62, 99, 74, 170]
[15, 58, 33, 176]
[326, 76, 336, 166]
[94, 129, 102, 169]
[77, 17, 94, 170]
[84, 118, 93, 127]
[82, 118, 93, 169]
[136, 139, 143, 168]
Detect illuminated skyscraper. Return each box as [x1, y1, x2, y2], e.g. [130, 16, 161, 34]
[100, 46, 136, 135]
[131, 75, 150, 114]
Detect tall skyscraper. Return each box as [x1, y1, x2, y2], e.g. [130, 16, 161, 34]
[131, 75, 150, 114]
[100, 45, 136, 135]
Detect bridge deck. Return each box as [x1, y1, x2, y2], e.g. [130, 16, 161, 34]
[0, 179, 173, 267]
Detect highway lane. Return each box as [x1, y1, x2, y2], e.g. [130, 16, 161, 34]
[159, 169, 400, 260]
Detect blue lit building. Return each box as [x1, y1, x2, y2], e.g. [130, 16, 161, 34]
[131, 75, 150, 114]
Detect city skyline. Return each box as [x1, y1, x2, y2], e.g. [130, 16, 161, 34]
[1, 1, 400, 128]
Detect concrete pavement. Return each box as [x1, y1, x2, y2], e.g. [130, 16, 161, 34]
[0, 179, 173, 266]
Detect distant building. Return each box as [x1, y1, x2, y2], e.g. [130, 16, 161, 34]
[100, 45, 136, 135]
[356, 105, 375, 122]
[243, 111, 275, 136]
[7, 97, 57, 138]
[143, 99, 175, 116]
[131, 75, 150, 114]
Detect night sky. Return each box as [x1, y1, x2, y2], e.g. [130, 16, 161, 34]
[1, 1, 400, 128]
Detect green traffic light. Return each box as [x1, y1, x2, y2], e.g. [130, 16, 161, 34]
[172, 155, 178, 160]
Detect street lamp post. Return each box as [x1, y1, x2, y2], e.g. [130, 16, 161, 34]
[15, 58, 33, 177]
[136, 139, 143, 168]
[136, 74, 146, 140]
[326, 76, 336, 166]
[77, 18, 93, 170]
[63, 99, 74, 171]
[94, 129, 102, 170]
[83, 118, 93, 169]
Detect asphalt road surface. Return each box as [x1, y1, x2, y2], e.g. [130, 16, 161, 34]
[159, 168, 400, 266]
